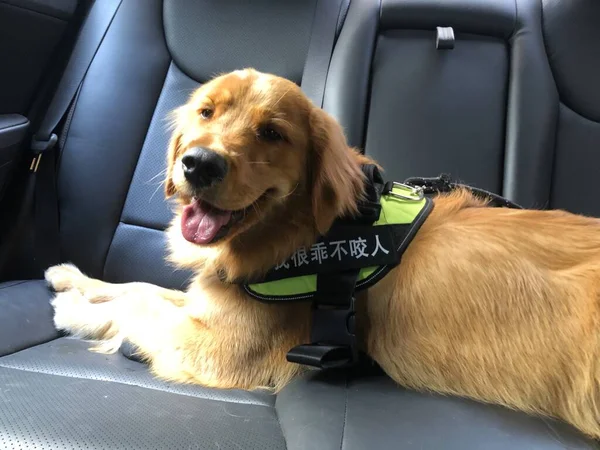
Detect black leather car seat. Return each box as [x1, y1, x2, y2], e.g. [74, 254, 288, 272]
[0, 1, 343, 448]
[542, 0, 600, 217]
[327, 0, 558, 209]
[0, 0, 599, 449]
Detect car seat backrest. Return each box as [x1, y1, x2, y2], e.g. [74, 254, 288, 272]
[542, 0, 600, 216]
[54, 0, 599, 290]
[163, 0, 317, 83]
[56, 0, 338, 286]
[327, 0, 558, 208]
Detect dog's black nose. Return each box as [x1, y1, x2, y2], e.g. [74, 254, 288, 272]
[181, 147, 228, 189]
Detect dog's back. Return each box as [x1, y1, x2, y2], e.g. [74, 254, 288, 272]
[365, 189, 600, 436]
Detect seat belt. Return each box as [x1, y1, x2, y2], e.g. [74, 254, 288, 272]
[25, 0, 122, 271]
[293, 0, 360, 368]
[301, 0, 346, 107]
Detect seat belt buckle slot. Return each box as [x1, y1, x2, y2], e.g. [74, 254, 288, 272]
[29, 133, 58, 172]
[436, 26, 455, 49]
[31, 133, 58, 154]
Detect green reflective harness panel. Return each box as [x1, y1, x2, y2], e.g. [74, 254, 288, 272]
[244, 183, 433, 302]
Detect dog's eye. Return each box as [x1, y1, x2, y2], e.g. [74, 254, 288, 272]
[200, 108, 213, 119]
[258, 126, 283, 142]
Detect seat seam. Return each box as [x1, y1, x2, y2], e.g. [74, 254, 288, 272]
[0, 280, 28, 290]
[0, 336, 63, 359]
[339, 376, 349, 450]
[0, 122, 27, 132]
[555, 96, 600, 125]
[511, 0, 517, 40]
[119, 219, 167, 233]
[101, 59, 174, 280]
[0, 363, 275, 407]
[0, 1, 67, 22]
[273, 399, 289, 450]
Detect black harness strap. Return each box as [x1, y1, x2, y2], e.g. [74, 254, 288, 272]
[404, 174, 523, 210]
[286, 165, 385, 369]
[287, 269, 359, 369]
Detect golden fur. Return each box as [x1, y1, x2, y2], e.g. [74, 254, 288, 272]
[47, 69, 600, 438]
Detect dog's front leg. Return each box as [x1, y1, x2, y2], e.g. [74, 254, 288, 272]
[46, 263, 187, 306]
[46, 263, 306, 389]
[46, 263, 188, 344]
[46, 264, 199, 380]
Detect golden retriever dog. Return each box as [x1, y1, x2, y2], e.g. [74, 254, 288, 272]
[47, 68, 600, 439]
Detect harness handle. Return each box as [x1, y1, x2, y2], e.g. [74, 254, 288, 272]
[404, 174, 523, 210]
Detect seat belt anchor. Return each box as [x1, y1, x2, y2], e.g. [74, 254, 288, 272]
[31, 133, 58, 154]
[30, 133, 58, 172]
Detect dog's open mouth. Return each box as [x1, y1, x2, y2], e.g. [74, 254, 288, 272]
[180, 191, 272, 245]
[181, 198, 236, 245]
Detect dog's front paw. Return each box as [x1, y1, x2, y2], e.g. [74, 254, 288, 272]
[51, 290, 122, 351]
[50, 290, 90, 336]
[45, 263, 87, 292]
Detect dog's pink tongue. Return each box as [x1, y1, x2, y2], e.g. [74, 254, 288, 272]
[181, 199, 232, 245]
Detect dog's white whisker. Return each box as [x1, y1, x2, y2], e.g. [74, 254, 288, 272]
[149, 180, 165, 202]
[270, 183, 299, 201]
[146, 168, 168, 184]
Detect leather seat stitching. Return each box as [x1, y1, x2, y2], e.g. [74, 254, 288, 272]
[0, 364, 275, 406]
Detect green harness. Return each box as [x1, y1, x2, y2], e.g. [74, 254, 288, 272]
[241, 165, 434, 369]
[244, 182, 432, 301]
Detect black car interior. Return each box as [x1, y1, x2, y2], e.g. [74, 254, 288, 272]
[1, 0, 600, 448]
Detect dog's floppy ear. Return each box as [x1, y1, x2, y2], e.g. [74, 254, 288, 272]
[164, 129, 181, 198]
[309, 107, 367, 235]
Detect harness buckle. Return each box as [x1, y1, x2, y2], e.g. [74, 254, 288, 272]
[287, 296, 358, 369]
[385, 182, 425, 201]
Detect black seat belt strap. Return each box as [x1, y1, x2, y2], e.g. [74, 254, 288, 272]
[32, 0, 123, 150]
[301, 0, 346, 107]
[28, 0, 122, 270]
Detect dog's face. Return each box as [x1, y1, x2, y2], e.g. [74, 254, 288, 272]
[165, 69, 366, 257]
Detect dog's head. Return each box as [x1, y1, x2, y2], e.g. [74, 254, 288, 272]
[165, 69, 371, 278]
